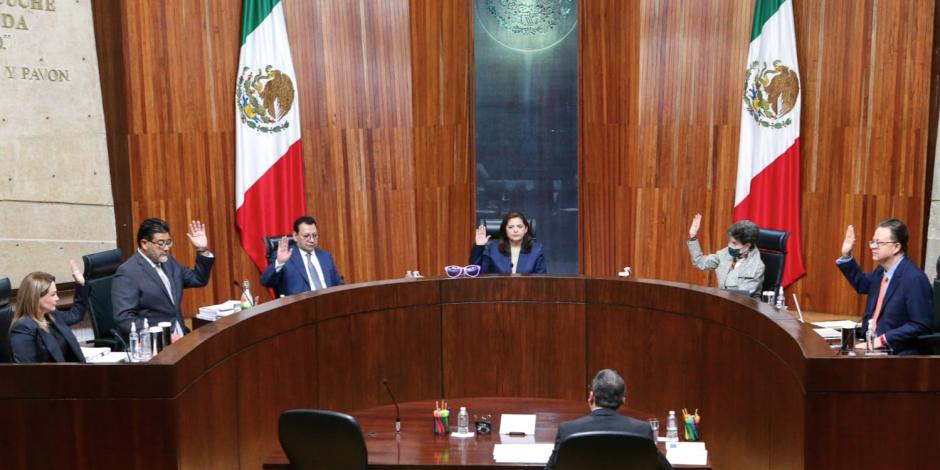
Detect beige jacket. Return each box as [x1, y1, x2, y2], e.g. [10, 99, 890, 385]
[687, 239, 766, 295]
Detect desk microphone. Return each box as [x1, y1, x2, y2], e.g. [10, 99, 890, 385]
[232, 280, 255, 306]
[383, 377, 401, 433]
[110, 328, 131, 362]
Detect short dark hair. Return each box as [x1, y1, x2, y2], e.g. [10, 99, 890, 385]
[727, 220, 760, 246]
[591, 369, 625, 409]
[293, 215, 318, 233]
[137, 218, 170, 248]
[878, 218, 909, 253]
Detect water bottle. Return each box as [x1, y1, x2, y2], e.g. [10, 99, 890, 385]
[241, 280, 253, 309]
[171, 320, 184, 343]
[139, 319, 152, 361]
[128, 322, 140, 362]
[457, 407, 469, 434]
[666, 410, 679, 441]
[775, 286, 786, 310]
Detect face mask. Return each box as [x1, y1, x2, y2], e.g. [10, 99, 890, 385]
[728, 246, 742, 258]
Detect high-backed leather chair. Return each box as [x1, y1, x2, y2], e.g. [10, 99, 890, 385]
[916, 255, 940, 354]
[82, 249, 124, 350]
[0, 277, 13, 363]
[278, 409, 367, 470]
[553, 431, 663, 470]
[482, 218, 537, 239]
[756, 228, 789, 294]
[263, 235, 297, 262]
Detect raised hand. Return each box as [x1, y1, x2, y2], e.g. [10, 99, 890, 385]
[187, 220, 209, 251]
[688, 213, 703, 239]
[69, 259, 85, 286]
[841, 225, 856, 258]
[276, 236, 292, 264]
[475, 223, 491, 246]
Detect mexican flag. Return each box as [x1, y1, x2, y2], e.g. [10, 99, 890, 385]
[235, 0, 306, 272]
[735, 0, 805, 287]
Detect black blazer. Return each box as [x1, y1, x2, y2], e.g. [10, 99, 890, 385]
[545, 407, 672, 470]
[112, 252, 214, 337]
[10, 285, 89, 363]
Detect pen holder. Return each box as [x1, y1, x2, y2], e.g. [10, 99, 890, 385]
[433, 408, 451, 435]
[683, 415, 700, 441]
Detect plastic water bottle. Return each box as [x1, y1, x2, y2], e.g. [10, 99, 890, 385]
[241, 280, 253, 309]
[775, 286, 786, 310]
[139, 319, 152, 361]
[666, 410, 679, 441]
[457, 407, 469, 434]
[128, 322, 140, 362]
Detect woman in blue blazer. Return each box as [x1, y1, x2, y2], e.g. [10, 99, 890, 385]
[469, 211, 547, 274]
[9, 261, 89, 363]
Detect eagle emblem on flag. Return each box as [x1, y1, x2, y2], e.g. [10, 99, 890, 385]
[743, 60, 800, 129]
[236, 65, 295, 134]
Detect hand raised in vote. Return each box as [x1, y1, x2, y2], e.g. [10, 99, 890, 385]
[841, 225, 855, 258]
[69, 259, 85, 286]
[475, 223, 491, 246]
[187, 220, 209, 251]
[276, 236, 292, 264]
[688, 213, 702, 239]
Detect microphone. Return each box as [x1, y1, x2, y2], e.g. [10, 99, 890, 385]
[383, 377, 401, 433]
[110, 328, 131, 362]
[232, 280, 255, 306]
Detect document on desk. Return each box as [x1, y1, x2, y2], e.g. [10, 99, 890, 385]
[666, 441, 708, 466]
[86, 352, 127, 363]
[813, 327, 842, 340]
[498, 414, 537, 435]
[492, 444, 554, 463]
[80, 347, 112, 359]
[812, 320, 860, 329]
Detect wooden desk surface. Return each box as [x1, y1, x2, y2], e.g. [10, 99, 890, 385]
[263, 397, 711, 469]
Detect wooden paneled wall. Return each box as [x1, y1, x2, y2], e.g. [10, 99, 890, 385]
[94, 0, 936, 317]
[93, 0, 475, 315]
[580, 0, 937, 315]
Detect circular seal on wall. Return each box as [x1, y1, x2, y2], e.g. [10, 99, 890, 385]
[475, 0, 577, 52]
[235, 65, 295, 134]
[743, 60, 800, 129]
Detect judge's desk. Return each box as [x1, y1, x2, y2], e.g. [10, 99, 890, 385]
[262, 396, 712, 469]
[2, 275, 939, 470]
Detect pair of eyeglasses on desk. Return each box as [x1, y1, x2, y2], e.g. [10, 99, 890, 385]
[444, 265, 481, 278]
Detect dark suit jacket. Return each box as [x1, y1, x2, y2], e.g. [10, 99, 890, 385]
[469, 241, 547, 274]
[10, 285, 89, 363]
[112, 252, 214, 337]
[837, 256, 934, 355]
[545, 407, 671, 470]
[260, 247, 344, 296]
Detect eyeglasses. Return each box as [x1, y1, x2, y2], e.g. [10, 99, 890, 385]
[148, 239, 173, 248]
[868, 240, 898, 249]
[444, 265, 481, 278]
[299, 233, 319, 240]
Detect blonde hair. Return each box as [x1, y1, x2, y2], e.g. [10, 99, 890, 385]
[11, 272, 56, 333]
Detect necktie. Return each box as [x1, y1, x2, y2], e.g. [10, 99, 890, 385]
[870, 274, 889, 333]
[156, 263, 174, 304]
[306, 253, 324, 290]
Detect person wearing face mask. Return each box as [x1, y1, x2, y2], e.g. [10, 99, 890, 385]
[469, 211, 547, 274]
[687, 214, 765, 296]
[9, 261, 89, 363]
[112, 218, 215, 338]
[260, 215, 344, 296]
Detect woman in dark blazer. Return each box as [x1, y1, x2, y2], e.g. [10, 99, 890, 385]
[9, 261, 89, 363]
[469, 211, 547, 274]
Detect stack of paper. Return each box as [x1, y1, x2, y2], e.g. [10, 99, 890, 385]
[196, 300, 241, 321]
[80, 347, 112, 359]
[492, 444, 554, 463]
[666, 441, 708, 466]
[86, 352, 129, 363]
[812, 328, 842, 340]
[811, 320, 860, 329]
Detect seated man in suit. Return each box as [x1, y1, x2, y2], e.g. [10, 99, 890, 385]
[837, 219, 934, 355]
[260, 215, 344, 296]
[112, 218, 215, 337]
[545, 369, 672, 470]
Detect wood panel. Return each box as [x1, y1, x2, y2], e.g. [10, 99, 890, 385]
[93, 0, 474, 317]
[580, 0, 937, 316]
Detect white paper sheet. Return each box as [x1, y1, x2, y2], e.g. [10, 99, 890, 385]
[813, 328, 842, 340]
[811, 320, 860, 329]
[492, 443, 554, 463]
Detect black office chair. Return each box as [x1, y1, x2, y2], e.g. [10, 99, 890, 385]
[553, 431, 662, 470]
[916, 255, 940, 354]
[264, 235, 297, 261]
[278, 409, 367, 470]
[756, 228, 789, 294]
[482, 218, 537, 240]
[0, 277, 13, 363]
[82, 249, 125, 350]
